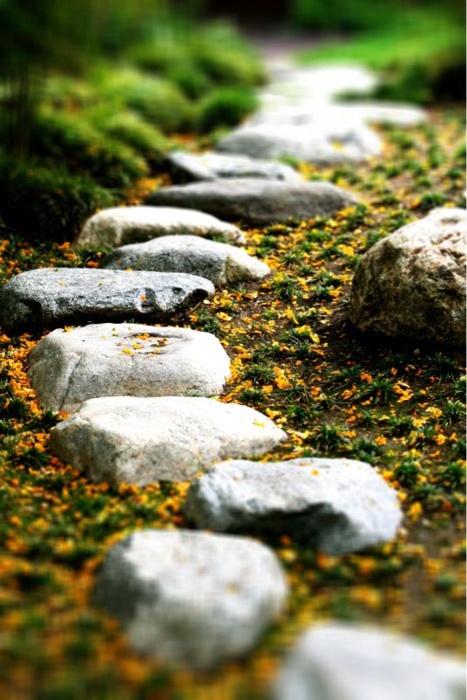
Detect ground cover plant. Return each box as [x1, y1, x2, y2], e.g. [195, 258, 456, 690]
[0, 105, 464, 698]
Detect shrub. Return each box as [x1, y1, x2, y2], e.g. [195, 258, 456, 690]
[196, 87, 258, 133]
[190, 24, 266, 87]
[86, 108, 172, 168]
[30, 108, 149, 188]
[0, 158, 116, 241]
[91, 67, 194, 133]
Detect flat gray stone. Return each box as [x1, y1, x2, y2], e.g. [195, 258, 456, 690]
[146, 179, 358, 226]
[273, 622, 466, 700]
[248, 102, 427, 128]
[0, 268, 214, 333]
[93, 529, 288, 671]
[216, 123, 382, 164]
[183, 458, 402, 555]
[50, 396, 287, 485]
[28, 323, 231, 414]
[102, 235, 270, 285]
[349, 208, 467, 347]
[75, 206, 246, 248]
[165, 150, 303, 183]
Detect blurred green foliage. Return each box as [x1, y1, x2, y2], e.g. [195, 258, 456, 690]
[297, 5, 465, 104]
[0, 4, 263, 241]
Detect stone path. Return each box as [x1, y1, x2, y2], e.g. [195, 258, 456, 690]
[1, 46, 465, 688]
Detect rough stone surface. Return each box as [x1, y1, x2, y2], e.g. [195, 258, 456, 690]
[216, 123, 382, 164]
[50, 396, 287, 484]
[165, 150, 303, 183]
[273, 622, 466, 700]
[93, 529, 288, 671]
[0, 268, 214, 333]
[146, 179, 358, 226]
[349, 208, 467, 346]
[183, 458, 402, 555]
[75, 206, 246, 248]
[248, 102, 427, 128]
[28, 323, 231, 413]
[102, 235, 270, 285]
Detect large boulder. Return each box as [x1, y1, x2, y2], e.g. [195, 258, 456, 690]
[93, 529, 288, 671]
[273, 622, 466, 700]
[183, 458, 402, 555]
[102, 235, 270, 285]
[28, 324, 231, 413]
[0, 268, 214, 333]
[165, 150, 303, 183]
[215, 123, 382, 165]
[50, 396, 287, 484]
[74, 206, 246, 248]
[349, 208, 467, 346]
[146, 179, 358, 227]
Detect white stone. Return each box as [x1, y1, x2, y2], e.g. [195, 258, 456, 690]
[28, 323, 231, 413]
[0, 268, 215, 334]
[184, 458, 402, 555]
[349, 208, 467, 346]
[260, 64, 378, 105]
[93, 529, 288, 671]
[102, 235, 270, 285]
[166, 150, 303, 183]
[50, 396, 287, 484]
[273, 622, 466, 700]
[248, 102, 427, 128]
[216, 122, 382, 165]
[75, 206, 246, 248]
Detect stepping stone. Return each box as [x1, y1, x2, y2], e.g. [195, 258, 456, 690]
[261, 64, 378, 105]
[28, 324, 231, 414]
[50, 396, 287, 484]
[248, 102, 427, 128]
[165, 150, 303, 183]
[216, 123, 382, 165]
[0, 268, 214, 333]
[349, 208, 467, 347]
[183, 458, 402, 555]
[273, 622, 466, 700]
[74, 206, 246, 248]
[93, 529, 288, 671]
[102, 235, 270, 285]
[146, 179, 358, 227]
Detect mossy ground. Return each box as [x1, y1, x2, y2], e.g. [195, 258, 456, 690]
[0, 108, 465, 699]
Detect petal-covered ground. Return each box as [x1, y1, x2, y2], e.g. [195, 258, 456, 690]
[0, 111, 465, 699]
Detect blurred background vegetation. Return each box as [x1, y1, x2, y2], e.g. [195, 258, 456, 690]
[0, 0, 464, 241]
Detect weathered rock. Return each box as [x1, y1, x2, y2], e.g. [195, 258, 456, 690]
[248, 102, 427, 128]
[183, 458, 402, 555]
[0, 268, 214, 333]
[165, 150, 303, 183]
[93, 529, 288, 670]
[102, 235, 270, 285]
[75, 206, 246, 248]
[273, 622, 466, 700]
[146, 179, 357, 226]
[50, 396, 287, 484]
[349, 208, 467, 346]
[28, 323, 231, 414]
[215, 123, 382, 164]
